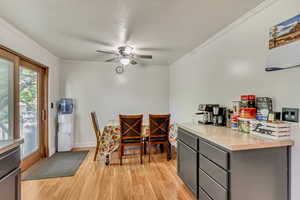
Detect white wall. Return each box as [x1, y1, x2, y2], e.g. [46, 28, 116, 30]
[60, 61, 169, 147]
[0, 17, 61, 156]
[169, 0, 300, 199]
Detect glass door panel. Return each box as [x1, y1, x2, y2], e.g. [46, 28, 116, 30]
[20, 67, 39, 158]
[0, 57, 14, 140]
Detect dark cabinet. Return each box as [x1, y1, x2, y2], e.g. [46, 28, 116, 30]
[0, 168, 21, 200]
[199, 169, 227, 200]
[177, 127, 290, 200]
[199, 140, 228, 170]
[0, 148, 20, 179]
[177, 140, 198, 197]
[0, 147, 21, 200]
[199, 155, 228, 189]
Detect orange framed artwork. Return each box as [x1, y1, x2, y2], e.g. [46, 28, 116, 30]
[267, 14, 300, 70]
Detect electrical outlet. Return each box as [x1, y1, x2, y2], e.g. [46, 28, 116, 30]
[282, 108, 299, 122]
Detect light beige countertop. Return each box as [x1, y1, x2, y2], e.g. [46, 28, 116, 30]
[178, 123, 294, 151]
[0, 138, 24, 154]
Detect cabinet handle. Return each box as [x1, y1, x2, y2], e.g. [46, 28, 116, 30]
[0, 148, 19, 160]
[179, 140, 197, 153]
[0, 167, 20, 183]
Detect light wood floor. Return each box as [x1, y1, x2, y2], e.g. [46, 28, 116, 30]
[22, 148, 196, 200]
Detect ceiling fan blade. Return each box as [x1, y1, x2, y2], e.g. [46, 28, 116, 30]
[96, 50, 117, 55]
[105, 57, 119, 62]
[130, 60, 138, 65]
[135, 54, 153, 59]
[138, 47, 171, 52]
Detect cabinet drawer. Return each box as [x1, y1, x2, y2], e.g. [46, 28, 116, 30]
[199, 155, 228, 189]
[0, 148, 20, 179]
[199, 169, 228, 200]
[178, 128, 198, 150]
[199, 187, 212, 200]
[199, 140, 228, 169]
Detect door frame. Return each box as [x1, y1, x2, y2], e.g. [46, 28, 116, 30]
[0, 45, 49, 171]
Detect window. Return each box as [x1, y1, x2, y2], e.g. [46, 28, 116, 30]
[0, 57, 14, 140]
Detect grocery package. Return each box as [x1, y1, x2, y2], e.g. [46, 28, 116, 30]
[231, 115, 239, 130]
[256, 97, 273, 121]
[238, 118, 252, 133]
[240, 108, 256, 119]
[250, 120, 290, 139]
[240, 95, 256, 108]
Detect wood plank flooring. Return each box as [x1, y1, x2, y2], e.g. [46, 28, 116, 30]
[22, 148, 196, 200]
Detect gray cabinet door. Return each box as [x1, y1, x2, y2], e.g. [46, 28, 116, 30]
[0, 168, 21, 200]
[0, 148, 20, 179]
[178, 140, 197, 196]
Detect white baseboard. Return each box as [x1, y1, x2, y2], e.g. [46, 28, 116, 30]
[73, 141, 96, 148]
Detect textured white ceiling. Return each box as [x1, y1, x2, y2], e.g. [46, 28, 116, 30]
[0, 0, 265, 65]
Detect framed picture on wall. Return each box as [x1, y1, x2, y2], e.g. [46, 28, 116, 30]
[266, 14, 300, 71]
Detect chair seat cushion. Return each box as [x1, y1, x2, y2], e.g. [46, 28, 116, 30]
[122, 138, 143, 143]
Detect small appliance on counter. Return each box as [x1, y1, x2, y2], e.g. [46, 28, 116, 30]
[195, 104, 218, 124]
[212, 106, 227, 126]
[57, 98, 75, 152]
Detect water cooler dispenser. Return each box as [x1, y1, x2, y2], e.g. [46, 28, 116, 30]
[57, 98, 74, 152]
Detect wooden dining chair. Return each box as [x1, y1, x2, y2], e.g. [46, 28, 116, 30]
[147, 114, 171, 162]
[91, 112, 101, 161]
[119, 114, 144, 165]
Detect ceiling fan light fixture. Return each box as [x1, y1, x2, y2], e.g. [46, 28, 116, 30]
[120, 57, 130, 65]
[123, 46, 133, 55]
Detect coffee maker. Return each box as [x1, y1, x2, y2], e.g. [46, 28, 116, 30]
[195, 104, 218, 124]
[212, 106, 227, 126]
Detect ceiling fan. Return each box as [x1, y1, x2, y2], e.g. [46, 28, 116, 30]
[96, 46, 153, 66]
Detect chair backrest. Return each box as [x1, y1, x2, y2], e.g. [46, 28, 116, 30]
[91, 112, 101, 139]
[149, 114, 171, 138]
[119, 114, 143, 139]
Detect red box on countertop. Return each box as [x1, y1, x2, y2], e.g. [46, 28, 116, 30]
[240, 108, 256, 119]
[240, 95, 256, 108]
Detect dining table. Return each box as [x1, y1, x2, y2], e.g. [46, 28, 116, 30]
[98, 120, 177, 165]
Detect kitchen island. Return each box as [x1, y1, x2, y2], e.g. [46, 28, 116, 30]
[0, 138, 24, 200]
[177, 123, 294, 200]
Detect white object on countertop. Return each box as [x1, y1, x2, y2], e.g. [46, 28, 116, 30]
[250, 120, 291, 140]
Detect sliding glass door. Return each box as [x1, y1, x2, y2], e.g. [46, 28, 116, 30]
[20, 60, 47, 169]
[20, 66, 39, 158]
[0, 47, 48, 171]
[0, 49, 19, 141]
[0, 57, 14, 140]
